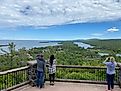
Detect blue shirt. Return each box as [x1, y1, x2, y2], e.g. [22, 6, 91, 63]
[103, 61, 117, 75]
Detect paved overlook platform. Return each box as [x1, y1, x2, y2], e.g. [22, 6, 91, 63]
[12, 82, 120, 91]
[1, 62, 120, 91]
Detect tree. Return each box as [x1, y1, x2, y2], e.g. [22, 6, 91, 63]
[8, 42, 16, 68]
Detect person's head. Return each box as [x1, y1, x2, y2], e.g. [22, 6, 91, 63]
[49, 55, 55, 66]
[50, 55, 55, 60]
[36, 54, 44, 60]
[110, 56, 115, 62]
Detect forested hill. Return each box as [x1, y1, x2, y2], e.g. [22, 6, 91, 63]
[81, 39, 121, 51]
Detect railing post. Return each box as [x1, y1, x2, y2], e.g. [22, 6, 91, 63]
[118, 63, 121, 88]
[27, 61, 37, 87]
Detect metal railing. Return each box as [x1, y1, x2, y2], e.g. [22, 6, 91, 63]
[0, 64, 120, 90]
[54, 65, 120, 84]
[0, 66, 29, 91]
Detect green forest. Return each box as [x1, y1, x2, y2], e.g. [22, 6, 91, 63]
[0, 39, 121, 71]
[0, 39, 121, 90]
[81, 39, 121, 53]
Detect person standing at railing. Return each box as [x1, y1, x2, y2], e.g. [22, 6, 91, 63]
[36, 54, 46, 88]
[48, 55, 56, 85]
[103, 56, 117, 91]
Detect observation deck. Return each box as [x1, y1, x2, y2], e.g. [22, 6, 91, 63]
[0, 61, 121, 91]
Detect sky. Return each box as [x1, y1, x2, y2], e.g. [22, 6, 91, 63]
[0, 0, 121, 40]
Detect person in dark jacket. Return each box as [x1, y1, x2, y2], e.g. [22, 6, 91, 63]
[36, 54, 46, 88]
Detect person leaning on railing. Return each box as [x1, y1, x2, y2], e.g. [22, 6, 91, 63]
[103, 56, 117, 91]
[36, 54, 46, 88]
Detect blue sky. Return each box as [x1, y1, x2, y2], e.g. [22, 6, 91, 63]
[0, 0, 121, 40]
[0, 20, 121, 40]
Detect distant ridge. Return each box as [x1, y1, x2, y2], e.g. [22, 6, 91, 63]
[0, 45, 9, 47]
[39, 41, 49, 43]
[80, 39, 121, 51]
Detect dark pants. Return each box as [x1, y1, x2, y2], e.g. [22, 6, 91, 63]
[49, 73, 55, 83]
[106, 74, 115, 90]
[36, 71, 44, 88]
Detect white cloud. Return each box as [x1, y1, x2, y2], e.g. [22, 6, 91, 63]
[107, 27, 119, 32]
[0, 0, 121, 27]
[91, 33, 103, 36]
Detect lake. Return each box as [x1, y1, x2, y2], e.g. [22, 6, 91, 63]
[2, 40, 120, 57]
[73, 42, 121, 57]
[74, 42, 94, 49]
[98, 52, 121, 57]
[0, 40, 60, 54]
[0, 40, 94, 54]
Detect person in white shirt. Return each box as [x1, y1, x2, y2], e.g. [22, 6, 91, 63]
[48, 55, 56, 85]
[103, 57, 117, 91]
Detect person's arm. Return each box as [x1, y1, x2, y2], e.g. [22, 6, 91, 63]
[54, 59, 56, 65]
[103, 57, 109, 64]
[46, 59, 49, 67]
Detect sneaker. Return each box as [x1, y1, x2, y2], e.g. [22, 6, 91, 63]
[50, 83, 52, 85]
[42, 84, 45, 88]
[40, 85, 42, 88]
[51, 82, 54, 86]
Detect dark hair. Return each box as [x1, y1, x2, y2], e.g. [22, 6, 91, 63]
[49, 55, 55, 66]
[36, 54, 43, 60]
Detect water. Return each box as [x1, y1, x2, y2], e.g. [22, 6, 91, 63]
[98, 52, 121, 57]
[98, 53, 109, 56]
[0, 41, 93, 54]
[116, 54, 121, 57]
[0, 40, 60, 54]
[74, 42, 121, 57]
[74, 42, 94, 49]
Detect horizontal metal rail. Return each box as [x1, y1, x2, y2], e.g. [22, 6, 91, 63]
[0, 66, 29, 91]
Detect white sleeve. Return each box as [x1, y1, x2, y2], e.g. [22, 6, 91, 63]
[114, 62, 117, 66]
[103, 61, 110, 65]
[103, 60, 107, 64]
[53, 59, 56, 65]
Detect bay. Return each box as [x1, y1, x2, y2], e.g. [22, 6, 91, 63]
[74, 42, 94, 49]
[0, 40, 60, 54]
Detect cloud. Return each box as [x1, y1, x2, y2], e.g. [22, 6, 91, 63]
[0, 0, 121, 27]
[91, 33, 103, 36]
[107, 27, 119, 32]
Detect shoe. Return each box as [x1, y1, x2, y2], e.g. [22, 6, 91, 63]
[42, 85, 45, 88]
[50, 83, 52, 85]
[50, 82, 54, 86]
[36, 85, 39, 88]
[40, 85, 42, 88]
